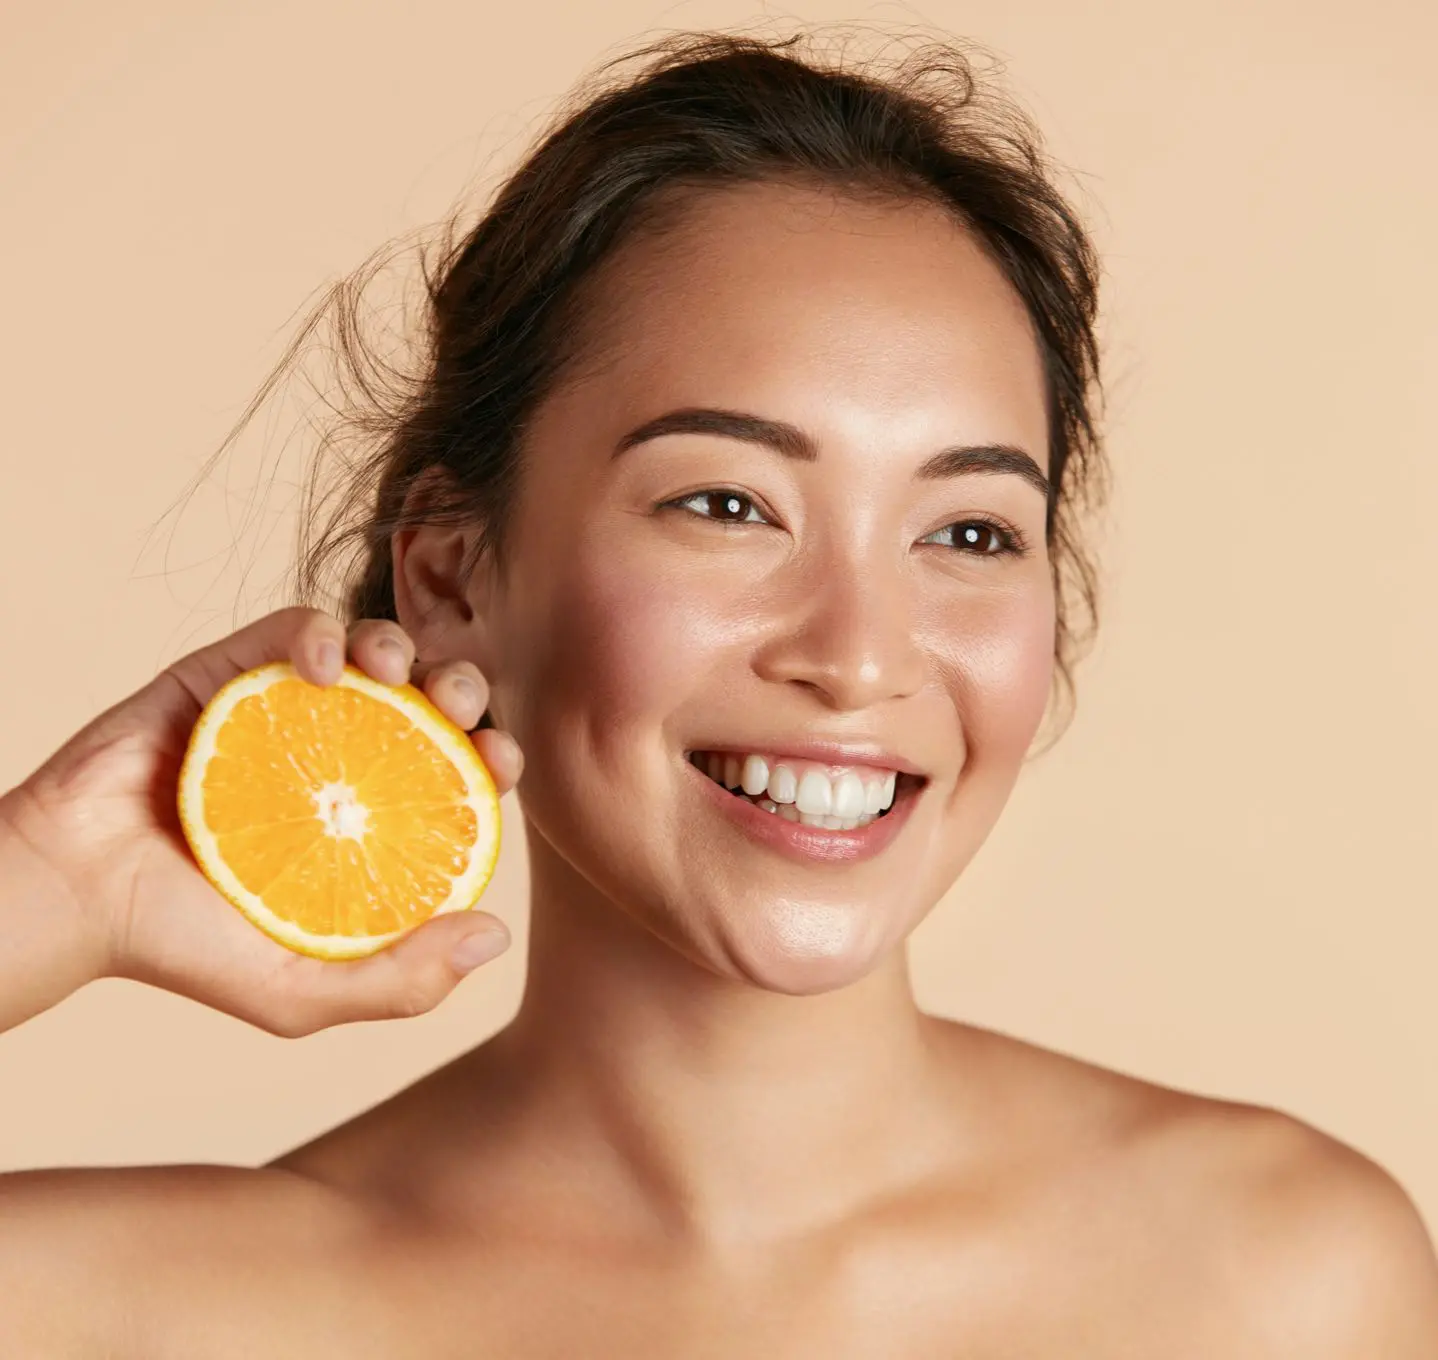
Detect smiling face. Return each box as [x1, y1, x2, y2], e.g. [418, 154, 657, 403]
[459, 178, 1055, 994]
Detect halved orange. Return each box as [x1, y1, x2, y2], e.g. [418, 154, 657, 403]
[176, 662, 501, 960]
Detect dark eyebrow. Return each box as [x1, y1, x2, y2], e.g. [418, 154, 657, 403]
[612, 406, 1050, 501]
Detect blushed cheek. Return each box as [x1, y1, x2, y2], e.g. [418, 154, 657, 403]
[525, 548, 737, 756]
[948, 588, 1057, 762]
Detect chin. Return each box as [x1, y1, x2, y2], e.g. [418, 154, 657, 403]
[714, 898, 895, 996]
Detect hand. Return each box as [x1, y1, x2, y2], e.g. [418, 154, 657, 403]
[1, 607, 523, 1036]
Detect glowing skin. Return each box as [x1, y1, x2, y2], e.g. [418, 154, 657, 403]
[414, 179, 1054, 1001]
[384, 176, 1063, 1249]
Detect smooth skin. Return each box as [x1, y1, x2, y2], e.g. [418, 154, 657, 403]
[1, 179, 1436, 1357]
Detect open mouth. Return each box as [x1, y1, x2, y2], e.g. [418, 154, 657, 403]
[686, 749, 924, 833]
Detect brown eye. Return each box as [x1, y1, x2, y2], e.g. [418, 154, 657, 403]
[957, 523, 1001, 553]
[920, 519, 1025, 557]
[674, 490, 766, 524]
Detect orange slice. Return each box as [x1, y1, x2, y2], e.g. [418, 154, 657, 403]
[176, 662, 501, 960]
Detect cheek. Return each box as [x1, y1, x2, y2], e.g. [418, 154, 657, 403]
[933, 580, 1057, 758]
[515, 540, 744, 751]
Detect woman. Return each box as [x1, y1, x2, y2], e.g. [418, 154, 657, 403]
[2, 27, 1435, 1356]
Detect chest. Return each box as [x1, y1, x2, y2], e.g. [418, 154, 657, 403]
[141, 1224, 1244, 1360]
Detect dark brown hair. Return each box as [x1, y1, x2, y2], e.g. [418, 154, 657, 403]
[223, 24, 1107, 746]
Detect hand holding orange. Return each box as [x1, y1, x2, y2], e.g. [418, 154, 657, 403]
[4, 608, 522, 1036]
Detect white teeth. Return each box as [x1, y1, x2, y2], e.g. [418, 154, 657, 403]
[695, 750, 903, 828]
[832, 771, 867, 820]
[795, 771, 833, 816]
[767, 764, 798, 805]
[741, 753, 770, 796]
[802, 811, 877, 831]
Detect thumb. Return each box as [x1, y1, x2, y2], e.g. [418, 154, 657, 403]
[272, 911, 511, 1033]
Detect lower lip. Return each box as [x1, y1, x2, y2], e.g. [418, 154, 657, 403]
[687, 760, 920, 865]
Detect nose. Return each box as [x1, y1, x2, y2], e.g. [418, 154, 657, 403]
[752, 551, 927, 712]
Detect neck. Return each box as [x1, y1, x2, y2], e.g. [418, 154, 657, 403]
[479, 831, 958, 1250]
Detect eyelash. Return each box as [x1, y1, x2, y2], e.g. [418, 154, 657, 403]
[662, 489, 1031, 558]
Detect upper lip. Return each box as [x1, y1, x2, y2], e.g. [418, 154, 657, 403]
[688, 738, 928, 779]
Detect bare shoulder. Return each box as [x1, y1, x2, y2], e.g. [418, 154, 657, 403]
[1147, 1093, 1438, 1354]
[0, 1161, 372, 1357]
[935, 1020, 1438, 1354]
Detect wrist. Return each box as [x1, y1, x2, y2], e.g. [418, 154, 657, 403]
[0, 785, 113, 997]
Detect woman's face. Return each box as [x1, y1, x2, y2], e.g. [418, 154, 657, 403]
[474, 179, 1053, 995]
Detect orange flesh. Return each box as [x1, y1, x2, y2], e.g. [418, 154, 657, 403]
[200, 678, 479, 937]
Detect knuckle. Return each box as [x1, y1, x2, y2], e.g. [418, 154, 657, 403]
[264, 1002, 317, 1039]
[456, 659, 489, 688]
[290, 607, 344, 655]
[285, 604, 334, 634]
[390, 981, 440, 1020]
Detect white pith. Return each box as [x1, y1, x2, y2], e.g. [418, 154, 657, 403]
[692, 751, 900, 832]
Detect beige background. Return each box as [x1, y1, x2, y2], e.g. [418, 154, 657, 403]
[2, 0, 1434, 1234]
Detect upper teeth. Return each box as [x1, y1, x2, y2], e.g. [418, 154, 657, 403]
[697, 752, 897, 815]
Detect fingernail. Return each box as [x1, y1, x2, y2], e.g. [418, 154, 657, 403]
[450, 674, 482, 708]
[317, 640, 342, 674]
[451, 925, 510, 973]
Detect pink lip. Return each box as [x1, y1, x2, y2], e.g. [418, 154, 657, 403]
[687, 759, 920, 865]
[688, 739, 926, 778]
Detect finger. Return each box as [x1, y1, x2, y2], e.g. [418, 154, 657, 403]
[266, 910, 512, 1034]
[473, 728, 523, 796]
[411, 659, 490, 733]
[167, 607, 348, 710]
[346, 619, 415, 687]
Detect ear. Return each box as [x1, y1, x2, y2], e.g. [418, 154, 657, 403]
[389, 473, 496, 672]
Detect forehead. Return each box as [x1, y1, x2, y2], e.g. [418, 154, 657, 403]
[561, 178, 1049, 462]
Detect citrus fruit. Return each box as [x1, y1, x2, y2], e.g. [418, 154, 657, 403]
[176, 661, 501, 960]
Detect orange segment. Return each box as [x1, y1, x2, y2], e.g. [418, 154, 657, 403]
[176, 662, 502, 960]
